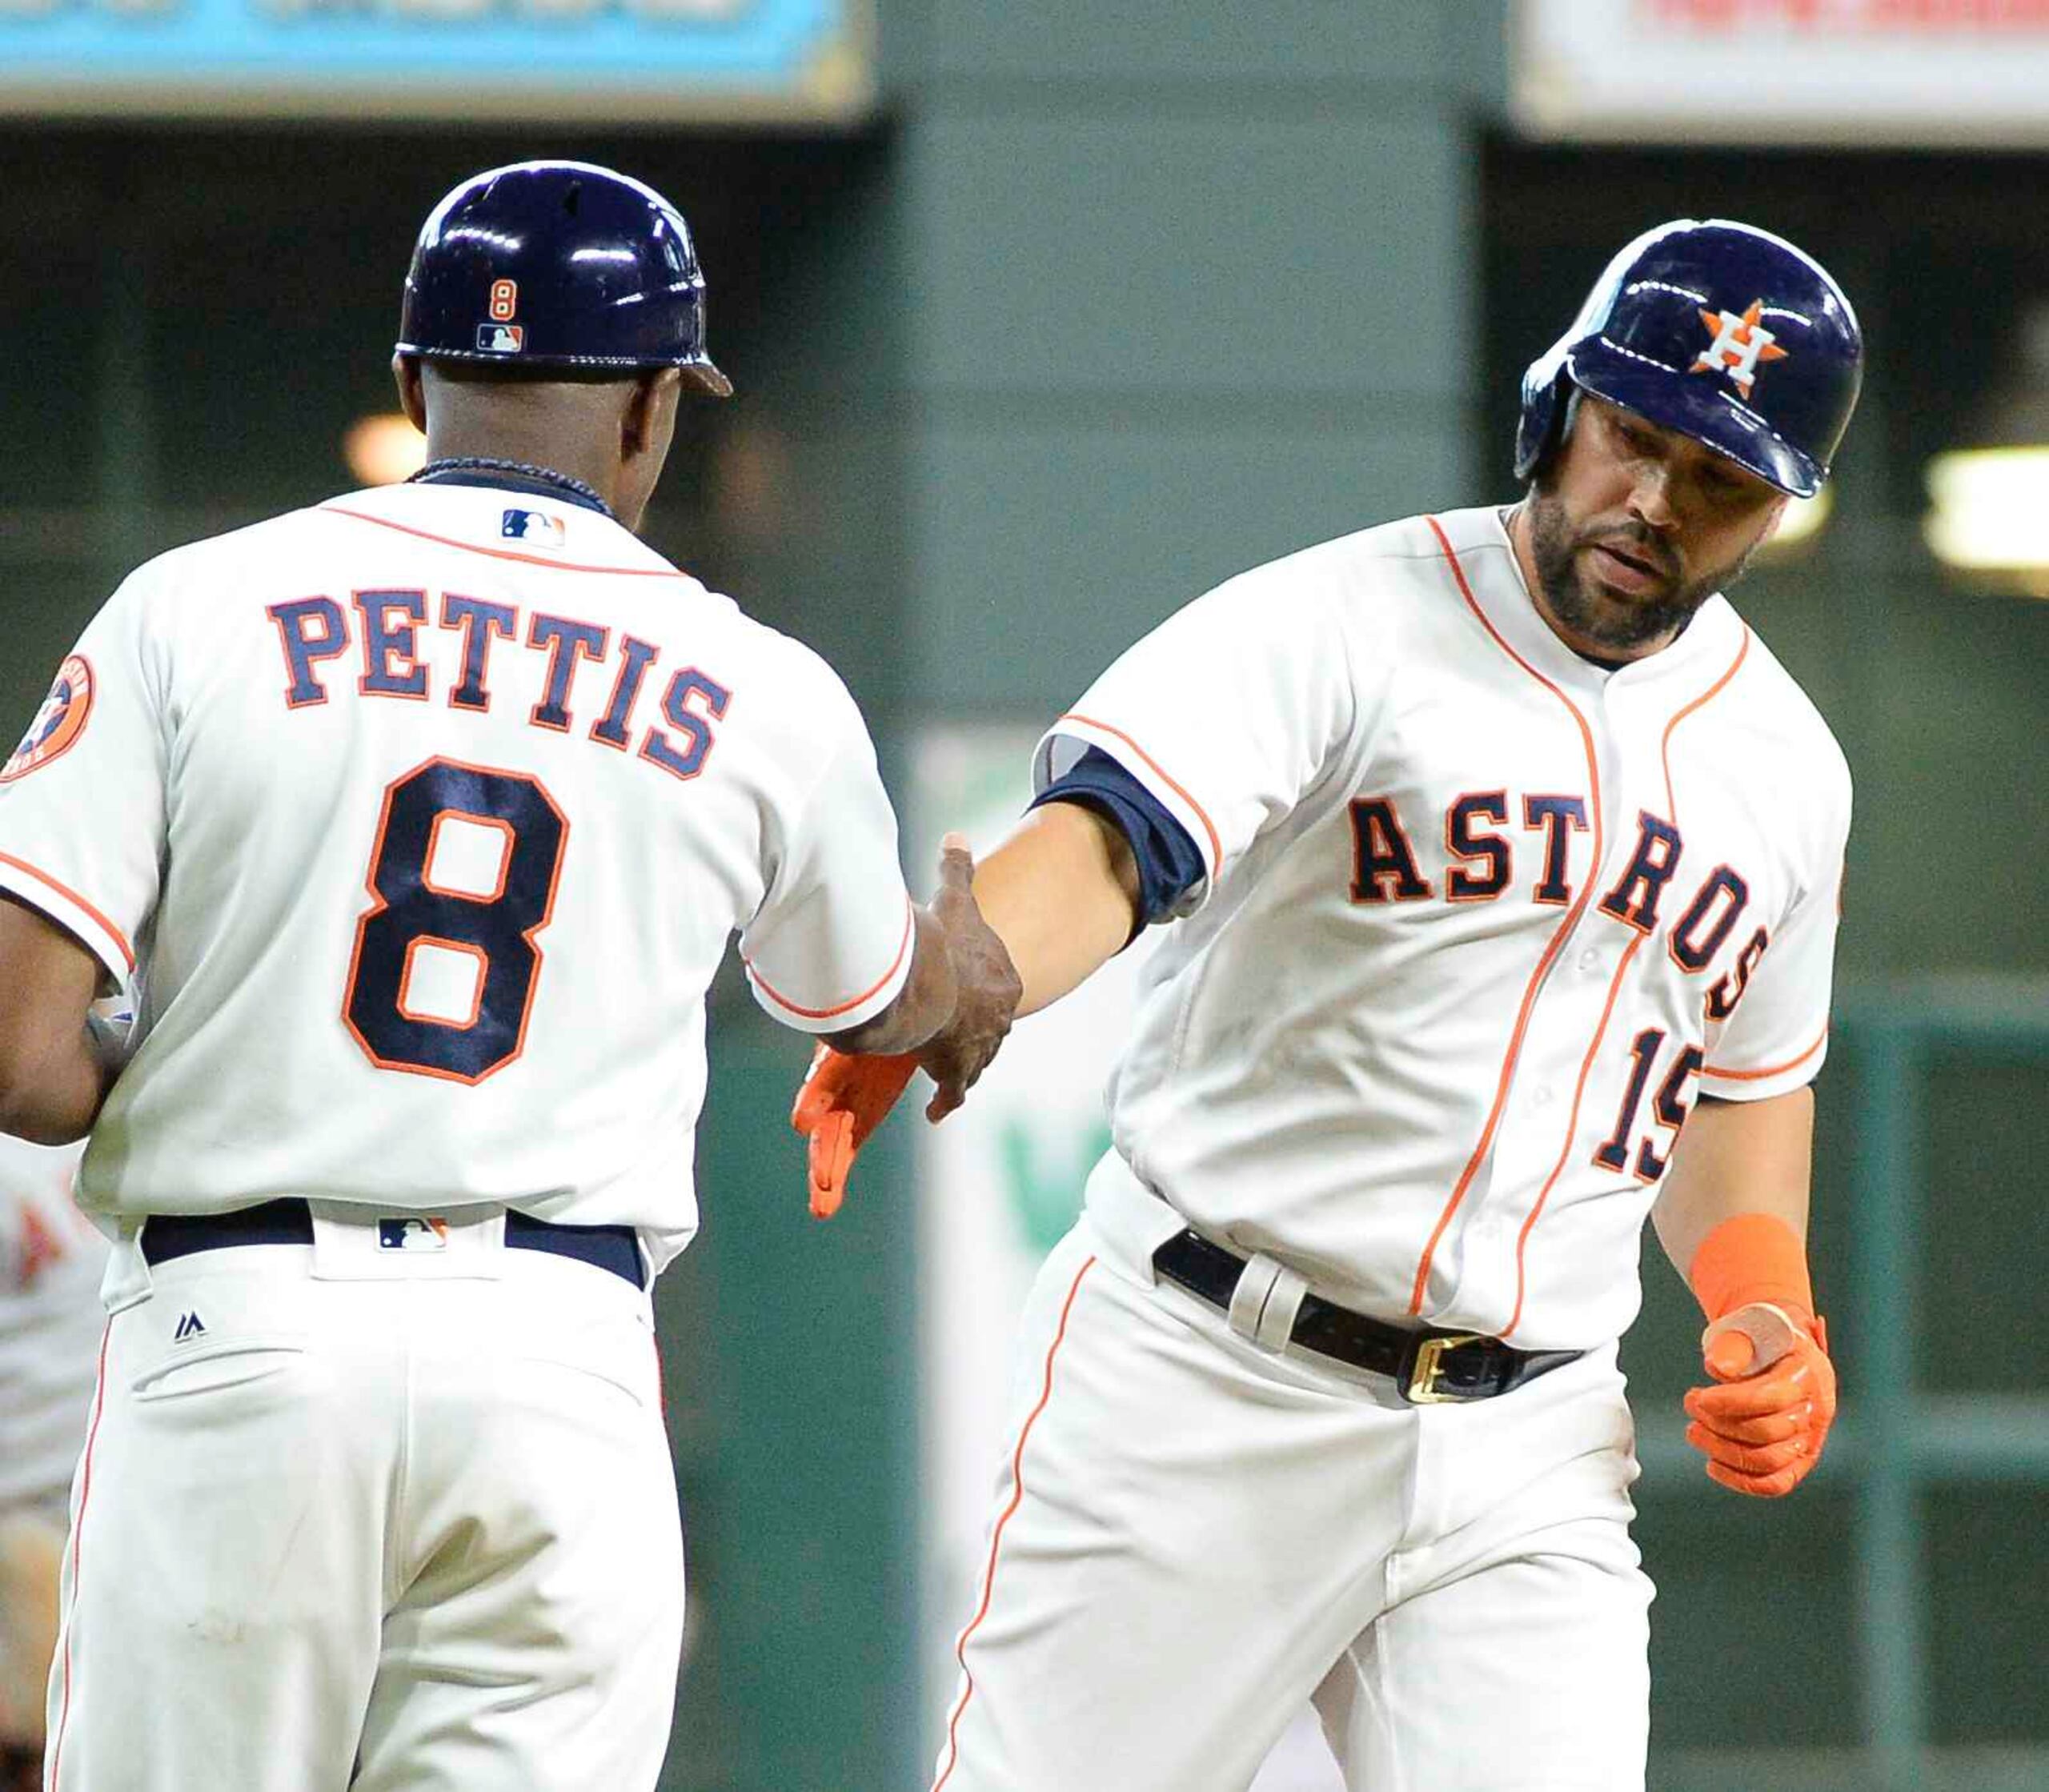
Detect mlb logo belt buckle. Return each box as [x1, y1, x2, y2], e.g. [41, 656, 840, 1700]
[1402, 1332, 1490, 1405]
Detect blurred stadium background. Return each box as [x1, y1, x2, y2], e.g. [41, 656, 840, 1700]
[2, 1, 2047, 1787]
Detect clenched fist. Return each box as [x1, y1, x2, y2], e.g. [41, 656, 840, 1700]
[1682, 1302, 1836, 1498]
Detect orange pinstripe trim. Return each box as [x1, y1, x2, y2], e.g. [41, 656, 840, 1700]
[1059, 712, 1225, 872]
[1505, 625, 1753, 1333]
[1659, 628, 1750, 820]
[49, 1320, 110, 1792]
[932, 1254, 1096, 1792]
[0, 852, 136, 974]
[320, 505, 688, 578]
[747, 898, 916, 1022]
[1408, 516, 1605, 1317]
[1702, 1028, 1826, 1082]
[1501, 935, 1647, 1340]
[1675, 627, 1817, 1090]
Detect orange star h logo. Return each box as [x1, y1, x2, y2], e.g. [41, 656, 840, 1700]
[1690, 299, 1788, 400]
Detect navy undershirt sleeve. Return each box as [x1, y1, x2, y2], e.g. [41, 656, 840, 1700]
[1029, 746, 1205, 932]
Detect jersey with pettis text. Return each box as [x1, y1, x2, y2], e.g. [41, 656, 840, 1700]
[1035, 504, 1851, 1351]
[0, 482, 913, 1273]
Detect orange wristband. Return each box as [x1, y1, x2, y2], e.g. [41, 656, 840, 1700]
[1686, 1213, 1814, 1324]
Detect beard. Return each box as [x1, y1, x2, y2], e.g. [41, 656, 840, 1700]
[1524, 479, 1764, 659]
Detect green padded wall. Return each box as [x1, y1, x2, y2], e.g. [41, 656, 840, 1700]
[884, 5, 1501, 719]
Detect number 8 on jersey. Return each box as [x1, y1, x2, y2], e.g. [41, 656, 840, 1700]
[343, 756, 568, 1084]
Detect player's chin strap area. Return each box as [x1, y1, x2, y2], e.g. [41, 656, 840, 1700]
[1151, 1229, 1582, 1404]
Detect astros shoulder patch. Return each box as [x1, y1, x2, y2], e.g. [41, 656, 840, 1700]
[2, 655, 94, 784]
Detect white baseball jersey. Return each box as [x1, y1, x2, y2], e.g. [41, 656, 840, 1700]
[1035, 503, 1850, 1350]
[0, 1136, 104, 1517]
[0, 480, 912, 1273]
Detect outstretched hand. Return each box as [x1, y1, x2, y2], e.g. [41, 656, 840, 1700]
[791, 1045, 919, 1217]
[918, 832, 1021, 1123]
[1682, 1303, 1837, 1497]
[790, 834, 1020, 1217]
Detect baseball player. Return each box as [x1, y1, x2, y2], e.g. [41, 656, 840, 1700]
[797, 218, 1859, 1791]
[0, 1135, 102, 1792]
[0, 159, 1017, 1792]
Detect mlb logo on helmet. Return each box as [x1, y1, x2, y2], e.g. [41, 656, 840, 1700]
[394, 160, 733, 398]
[477, 275, 523, 353]
[1, 654, 94, 785]
[378, 1217, 450, 1252]
[503, 508, 567, 547]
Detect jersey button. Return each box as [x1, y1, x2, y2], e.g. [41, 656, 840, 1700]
[1577, 948, 1601, 973]
[1531, 1085, 1554, 1108]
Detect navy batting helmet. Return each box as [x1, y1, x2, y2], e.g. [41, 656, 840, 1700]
[1515, 219, 1860, 499]
[396, 160, 732, 396]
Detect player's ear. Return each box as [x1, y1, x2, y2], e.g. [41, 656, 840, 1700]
[391, 354, 428, 435]
[621, 367, 684, 464]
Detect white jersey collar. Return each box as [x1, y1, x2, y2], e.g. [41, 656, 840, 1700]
[315, 481, 689, 582]
[1427, 505, 1743, 699]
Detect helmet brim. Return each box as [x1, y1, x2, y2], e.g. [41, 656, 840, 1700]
[1567, 337, 1822, 499]
[680, 359, 735, 399]
[396, 343, 734, 399]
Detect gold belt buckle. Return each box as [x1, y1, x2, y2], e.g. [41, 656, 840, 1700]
[1405, 1333, 1489, 1404]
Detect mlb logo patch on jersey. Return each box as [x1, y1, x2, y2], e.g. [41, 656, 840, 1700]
[502, 508, 567, 549]
[476, 323, 525, 354]
[378, 1217, 449, 1252]
[1, 654, 94, 784]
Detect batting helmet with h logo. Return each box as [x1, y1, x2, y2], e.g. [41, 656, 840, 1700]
[1515, 218, 1862, 499]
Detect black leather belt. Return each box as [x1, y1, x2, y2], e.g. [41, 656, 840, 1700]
[1152, 1229, 1581, 1404]
[140, 1197, 645, 1291]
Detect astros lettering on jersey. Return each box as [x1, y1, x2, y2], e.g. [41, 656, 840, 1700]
[0, 481, 915, 1273]
[1037, 504, 1848, 1351]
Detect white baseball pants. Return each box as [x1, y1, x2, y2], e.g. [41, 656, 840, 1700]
[931, 1201, 1652, 1792]
[43, 1210, 684, 1792]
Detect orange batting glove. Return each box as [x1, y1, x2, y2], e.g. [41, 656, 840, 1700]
[1684, 1304, 1837, 1497]
[789, 1044, 919, 1219]
[1682, 1213, 1838, 1498]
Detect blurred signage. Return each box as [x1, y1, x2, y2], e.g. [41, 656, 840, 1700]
[0, 0, 868, 121]
[1514, 0, 2049, 143]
